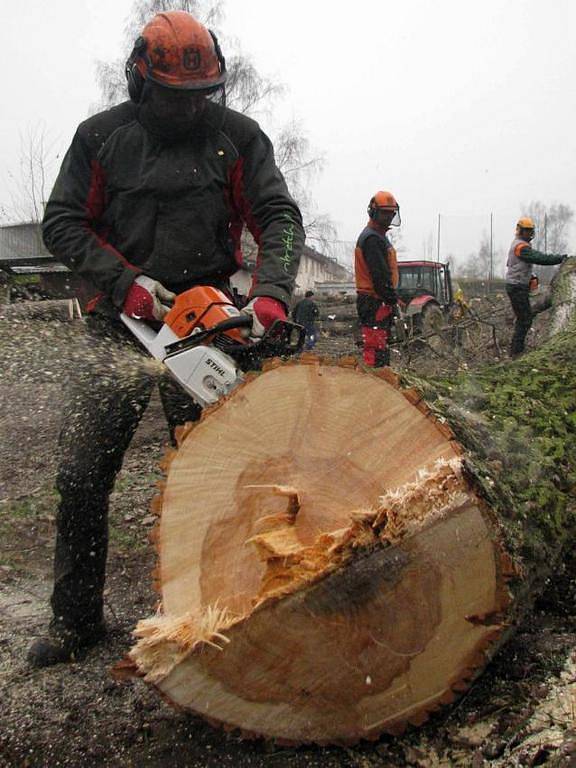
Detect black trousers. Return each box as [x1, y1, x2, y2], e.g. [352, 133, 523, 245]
[51, 316, 201, 631]
[506, 284, 532, 356]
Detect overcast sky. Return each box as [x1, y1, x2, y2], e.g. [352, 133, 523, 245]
[2, 0, 575, 270]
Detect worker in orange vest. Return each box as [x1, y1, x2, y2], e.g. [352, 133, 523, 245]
[354, 191, 400, 366]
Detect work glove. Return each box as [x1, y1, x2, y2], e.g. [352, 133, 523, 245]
[242, 297, 287, 338]
[123, 276, 176, 321]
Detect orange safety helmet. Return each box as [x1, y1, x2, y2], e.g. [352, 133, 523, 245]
[516, 216, 536, 241]
[125, 11, 227, 101]
[516, 216, 535, 234]
[368, 190, 401, 227]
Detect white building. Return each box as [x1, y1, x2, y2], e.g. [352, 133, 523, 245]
[231, 242, 351, 298]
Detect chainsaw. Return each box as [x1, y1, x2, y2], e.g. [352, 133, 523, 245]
[121, 285, 305, 407]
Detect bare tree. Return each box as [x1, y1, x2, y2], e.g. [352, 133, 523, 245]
[459, 233, 508, 282]
[127, 0, 223, 39]
[224, 54, 284, 116]
[547, 204, 573, 253]
[422, 231, 435, 261]
[458, 233, 492, 280]
[459, 253, 481, 279]
[521, 201, 573, 282]
[2, 125, 59, 232]
[271, 120, 337, 254]
[477, 231, 492, 279]
[93, 0, 336, 254]
[387, 227, 406, 255]
[522, 201, 573, 252]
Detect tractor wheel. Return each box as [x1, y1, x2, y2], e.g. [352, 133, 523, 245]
[421, 303, 444, 337]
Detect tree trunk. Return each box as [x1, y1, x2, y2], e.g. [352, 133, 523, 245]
[121, 262, 576, 744]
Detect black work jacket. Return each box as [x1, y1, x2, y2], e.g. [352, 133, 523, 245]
[292, 297, 319, 325]
[42, 101, 304, 314]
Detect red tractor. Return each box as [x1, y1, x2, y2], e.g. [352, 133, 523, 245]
[396, 260, 454, 337]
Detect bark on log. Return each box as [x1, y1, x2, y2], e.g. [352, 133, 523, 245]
[121, 261, 576, 744]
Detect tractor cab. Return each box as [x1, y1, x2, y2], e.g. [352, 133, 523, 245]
[396, 261, 454, 335]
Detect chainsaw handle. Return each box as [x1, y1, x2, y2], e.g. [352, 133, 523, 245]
[262, 319, 305, 354]
[165, 315, 253, 354]
[207, 315, 253, 335]
[190, 316, 303, 351]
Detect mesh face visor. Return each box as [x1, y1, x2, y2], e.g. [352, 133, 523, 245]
[374, 206, 401, 227]
[516, 225, 535, 239]
[138, 79, 227, 140]
[141, 80, 225, 117]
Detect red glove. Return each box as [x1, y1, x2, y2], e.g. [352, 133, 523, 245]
[123, 276, 175, 321]
[375, 304, 393, 322]
[242, 297, 287, 337]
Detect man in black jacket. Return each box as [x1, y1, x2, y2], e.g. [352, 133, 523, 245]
[292, 290, 320, 349]
[29, 10, 304, 667]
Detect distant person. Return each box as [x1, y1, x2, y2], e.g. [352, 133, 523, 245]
[292, 290, 319, 350]
[354, 191, 400, 367]
[505, 217, 567, 357]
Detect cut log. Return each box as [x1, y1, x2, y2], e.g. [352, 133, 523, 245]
[0, 298, 82, 321]
[123, 262, 576, 744]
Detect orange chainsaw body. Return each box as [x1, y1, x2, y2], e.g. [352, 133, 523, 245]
[163, 286, 247, 343]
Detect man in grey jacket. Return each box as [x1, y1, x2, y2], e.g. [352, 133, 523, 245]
[505, 217, 566, 357]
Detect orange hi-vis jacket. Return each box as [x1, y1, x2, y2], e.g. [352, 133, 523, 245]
[354, 222, 398, 299]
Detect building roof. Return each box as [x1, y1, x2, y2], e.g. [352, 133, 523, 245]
[397, 260, 449, 269]
[0, 222, 51, 265]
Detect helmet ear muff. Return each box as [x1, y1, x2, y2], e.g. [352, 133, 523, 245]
[367, 197, 377, 220]
[125, 36, 149, 103]
[209, 30, 226, 78]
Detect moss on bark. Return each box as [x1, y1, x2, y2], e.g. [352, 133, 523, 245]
[412, 263, 576, 577]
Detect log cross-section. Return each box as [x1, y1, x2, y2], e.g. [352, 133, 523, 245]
[124, 261, 576, 744]
[125, 360, 512, 743]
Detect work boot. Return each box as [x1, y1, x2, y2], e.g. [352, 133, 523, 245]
[28, 621, 107, 668]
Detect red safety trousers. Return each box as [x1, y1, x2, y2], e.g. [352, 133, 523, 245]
[361, 303, 392, 367]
